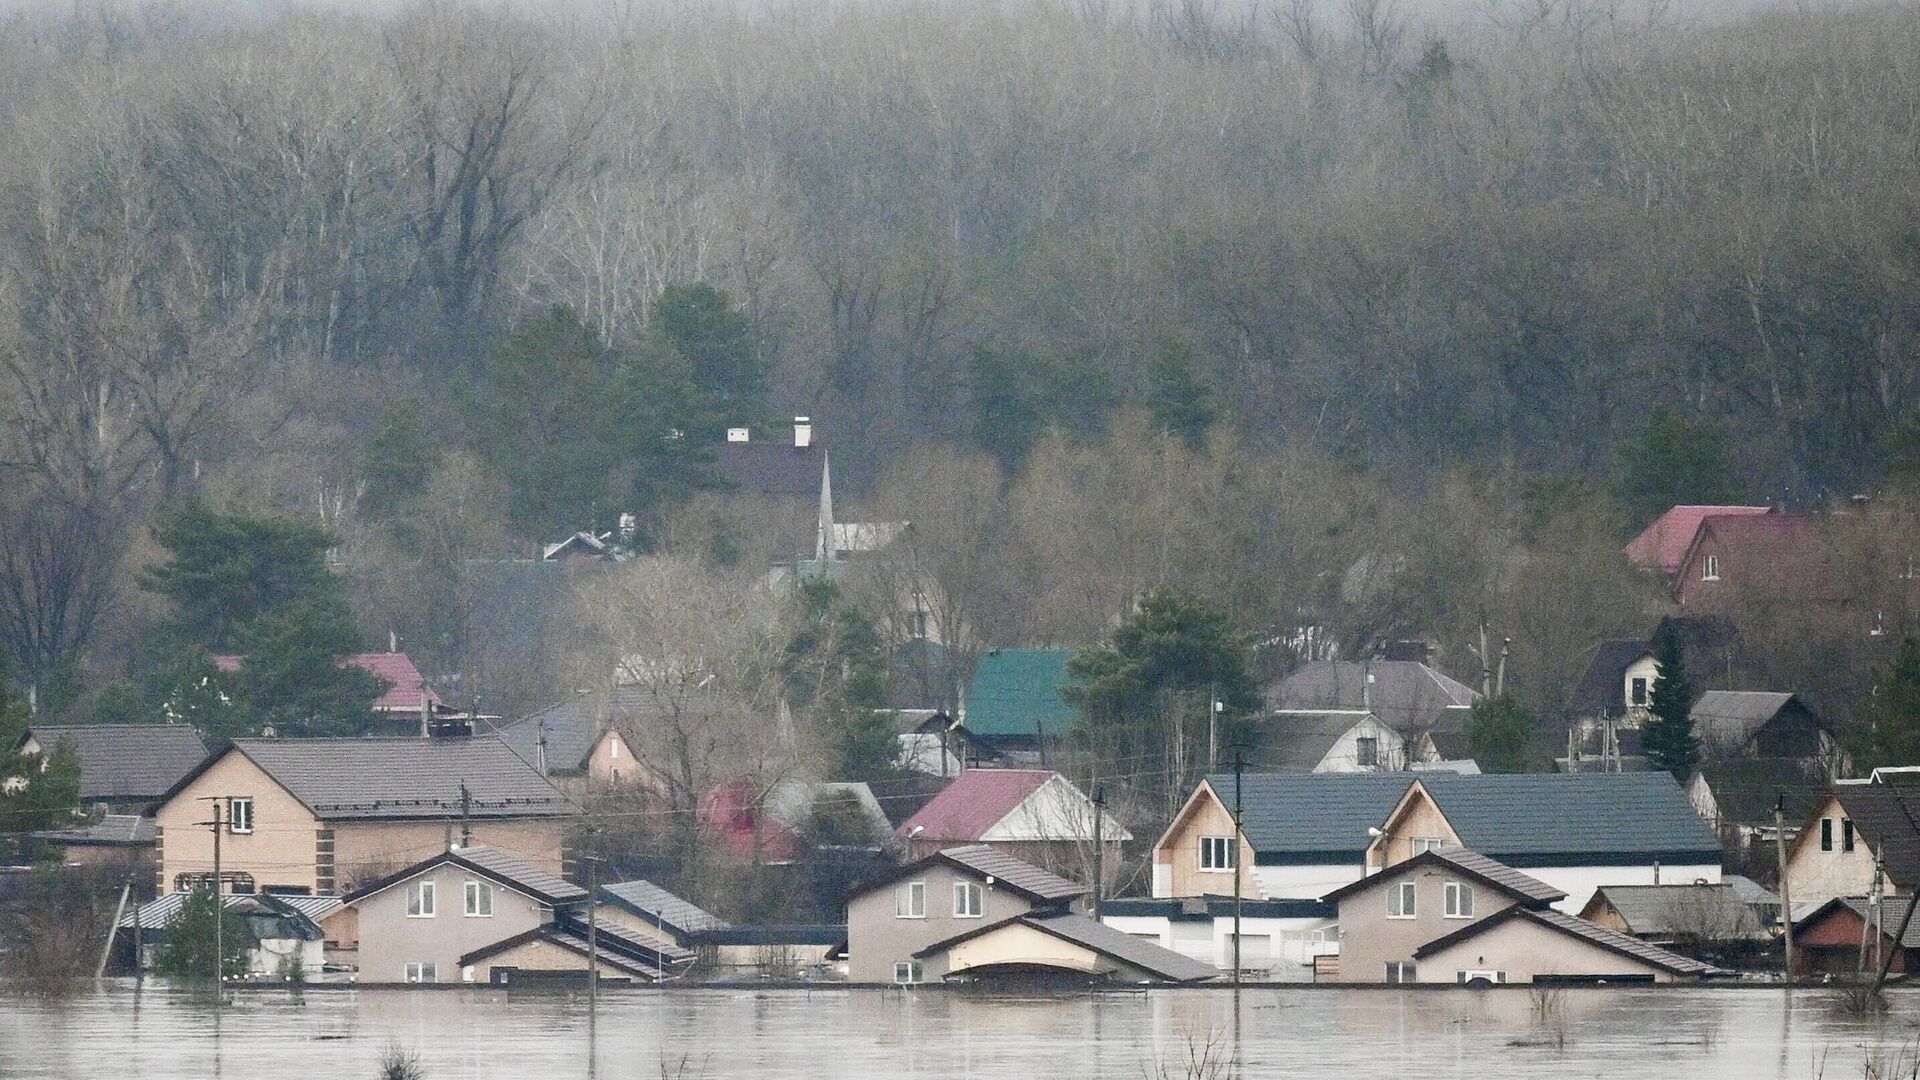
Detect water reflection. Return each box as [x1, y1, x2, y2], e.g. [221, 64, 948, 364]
[2, 985, 1917, 1079]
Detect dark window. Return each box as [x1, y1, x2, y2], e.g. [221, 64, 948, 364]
[1356, 737, 1379, 768]
[1629, 678, 1648, 706]
[1821, 819, 1834, 851]
[1844, 819, 1856, 852]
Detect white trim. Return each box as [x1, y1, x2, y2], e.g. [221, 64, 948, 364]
[895, 880, 927, 919]
[1386, 880, 1416, 919]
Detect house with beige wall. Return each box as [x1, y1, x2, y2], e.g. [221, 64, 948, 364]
[845, 845, 1211, 985]
[1325, 846, 1715, 985]
[344, 844, 693, 984]
[1784, 785, 1920, 913]
[153, 737, 576, 897]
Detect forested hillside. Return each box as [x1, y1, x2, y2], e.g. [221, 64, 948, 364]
[2, 0, 1917, 720]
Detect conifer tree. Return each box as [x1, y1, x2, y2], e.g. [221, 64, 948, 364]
[1644, 627, 1700, 778]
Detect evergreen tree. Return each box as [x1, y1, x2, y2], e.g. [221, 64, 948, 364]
[653, 282, 763, 436]
[141, 501, 341, 651]
[1467, 693, 1534, 773]
[0, 686, 82, 859]
[780, 579, 897, 778]
[1863, 638, 1920, 769]
[229, 599, 383, 737]
[1644, 627, 1700, 778]
[1147, 339, 1216, 450]
[1618, 407, 1739, 523]
[150, 889, 248, 982]
[359, 400, 442, 525]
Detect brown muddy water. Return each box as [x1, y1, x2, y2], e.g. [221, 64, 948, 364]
[2, 985, 1918, 1078]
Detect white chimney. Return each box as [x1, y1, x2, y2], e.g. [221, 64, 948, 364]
[794, 416, 812, 448]
[727, 427, 750, 443]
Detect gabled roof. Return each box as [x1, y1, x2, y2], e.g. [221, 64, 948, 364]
[1583, 884, 1766, 938]
[715, 440, 826, 497]
[1264, 661, 1478, 735]
[118, 892, 334, 941]
[1681, 514, 1838, 598]
[162, 737, 575, 822]
[1570, 640, 1653, 716]
[1321, 847, 1565, 907]
[1250, 711, 1385, 771]
[343, 844, 586, 907]
[1821, 786, 1920, 884]
[21, 724, 209, 804]
[212, 651, 441, 713]
[1626, 506, 1773, 576]
[599, 880, 729, 937]
[855, 844, 1086, 906]
[1689, 691, 1805, 750]
[916, 910, 1217, 982]
[1792, 897, 1920, 950]
[1211, 771, 1720, 866]
[1413, 905, 1720, 975]
[963, 650, 1078, 740]
[457, 920, 694, 979]
[1693, 758, 1824, 826]
[894, 769, 1052, 841]
[31, 813, 156, 847]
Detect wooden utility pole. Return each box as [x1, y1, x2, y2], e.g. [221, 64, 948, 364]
[1091, 786, 1105, 918]
[195, 796, 228, 1000]
[585, 824, 599, 1014]
[1232, 750, 1245, 986]
[1775, 796, 1794, 980]
[459, 781, 472, 848]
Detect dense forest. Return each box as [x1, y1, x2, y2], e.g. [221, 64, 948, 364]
[3, 0, 1918, 729]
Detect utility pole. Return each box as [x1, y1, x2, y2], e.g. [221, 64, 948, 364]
[1232, 749, 1245, 987]
[1091, 786, 1105, 919]
[1495, 638, 1511, 698]
[1207, 684, 1219, 772]
[585, 817, 599, 1015]
[1871, 784, 1920, 995]
[1775, 795, 1794, 981]
[196, 796, 227, 1000]
[459, 781, 472, 848]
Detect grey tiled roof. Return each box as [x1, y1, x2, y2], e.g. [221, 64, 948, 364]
[1586, 884, 1767, 937]
[1804, 898, 1920, 949]
[1829, 786, 1920, 885]
[938, 845, 1085, 902]
[24, 725, 208, 804]
[222, 737, 574, 820]
[1690, 691, 1802, 751]
[1249, 711, 1376, 771]
[1265, 661, 1478, 735]
[118, 892, 340, 934]
[1414, 906, 1720, 975]
[32, 814, 156, 846]
[343, 844, 585, 906]
[1019, 911, 1219, 981]
[490, 684, 732, 776]
[1321, 847, 1565, 906]
[600, 879, 729, 936]
[1571, 640, 1652, 716]
[1210, 771, 1721, 865]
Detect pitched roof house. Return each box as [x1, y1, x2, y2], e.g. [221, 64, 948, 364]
[893, 769, 1130, 879]
[1264, 660, 1478, 740]
[1626, 505, 1774, 579]
[341, 844, 692, 985]
[1579, 883, 1770, 944]
[598, 879, 729, 943]
[1323, 847, 1715, 985]
[1247, 710, 1432, 773]
[1687, 758, 1825, 847]
[1672, 512, 1837, 611]
[212, 651, 445, 720]
[960, 649, 1078, 752]
[1153, 772, 1721, 913]
[485, 686, 670, 791]
[153, 736, 576, 897]
[17, 725, 209, 813]
[845, 844, 1212, 985]
[1098, 896, 1337, 980]
[116, 891, 330, 980]
[1789, 896, 1920, 977]
[1689, 691, 1841, 766]
[1783, 785, 1920, 912]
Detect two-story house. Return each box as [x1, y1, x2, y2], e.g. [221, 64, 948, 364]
[1324, 847, 1715, 984]
[844, 845, 1212, 985]
[1783, 784, 1920, 912]
[152, 736, 576, 897]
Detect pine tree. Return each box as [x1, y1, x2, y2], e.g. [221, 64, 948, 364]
[1864, 638, 1920, 770]
[1644, 627, 1700, 778]
[1467, 693, 1534, 773]
[151, 889, 248, 982]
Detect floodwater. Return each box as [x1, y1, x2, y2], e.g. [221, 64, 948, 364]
[2, 985, 1918, 1079]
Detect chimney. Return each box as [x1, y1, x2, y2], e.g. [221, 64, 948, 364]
[794, 416, 812, 448]
[727, 427, 750, 443]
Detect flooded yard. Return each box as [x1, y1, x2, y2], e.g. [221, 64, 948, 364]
[3, 984, 1919, 1079]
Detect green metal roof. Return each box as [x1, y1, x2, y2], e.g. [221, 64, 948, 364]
[963, 649, 1078, 739]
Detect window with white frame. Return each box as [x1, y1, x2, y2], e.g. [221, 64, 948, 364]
[407, 880, 436, 917]
[954, 881, 983, 918]
[1385, 961, 1417, 984]
[1444, 881, 1475, 919]
[228, 797, 253, 834]
[1410, 837, 1445, 855]
[1199, 835, 1236, 871]
[465, 880, 494, 917]
[1702, 554, 1721, 581]
[405, 962, 437, 983]
[1387, 880, 1417, 918]
[895, 880, 926, 918]
[893, 961, 923, 984]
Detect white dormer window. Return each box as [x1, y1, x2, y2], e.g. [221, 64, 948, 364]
[1701, 554, 1721, 581]
[1410, 837, 1445, 855]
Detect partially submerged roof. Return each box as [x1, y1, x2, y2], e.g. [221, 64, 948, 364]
[1793, 898, 1920, 950]
[166, 737, 574, 821]
[21, 724, 209, 805]
[1584, 884, 1767, 938]
[1414, 906, 1721, 975]
[1264, 661, 1477, 735]
[344, 844, 586, 907]
[963, 650, 1078, 740]
[1626, 506, 1773, 577]
[1322, 847, 1565, 907]
[600, 879, 729, 936]
[1099, 897, 1336, 920]
[459, 919, 695, 980]
[31, 814, 156, 847]
[1209, 771, 1720, 865]
[118, 892, 336, 940]
[918, 910, 1217, 983]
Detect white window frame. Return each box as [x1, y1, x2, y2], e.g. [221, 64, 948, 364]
[1199, 835, 1236, 872]
[464, 879, 494, 917]
[1444, 881, 1474, 919]
[1701, 554, 1721, 581]
[893, 960, 923, 984]
[1387, 880, 1417, 919]
[405, 962, 437, 983]
[895, 880, 926, 919]
[1385, 961, 1416, 984]
[407, 880, 436, 918]
[1410, 837, 1445, 855]
[228, 797, 253, 835]
[954, 881, 983, 918]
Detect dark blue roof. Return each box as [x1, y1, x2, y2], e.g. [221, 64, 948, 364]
[1208, 771, 1721, 865]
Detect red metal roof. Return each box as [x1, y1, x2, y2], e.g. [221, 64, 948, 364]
[1625, 505, 1772, 577]
[211, 651, 439, 713]
[894, 768, 1055, 843]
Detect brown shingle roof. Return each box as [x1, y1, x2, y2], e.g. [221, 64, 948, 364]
[1413, 905, 1720, 975]
[937, 844, 1086, 903]
[1321, 847, 1566, 907]
[23, 725, 209, 804]
[343, 844, 586, 906]
[199, 737, 574, 821]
